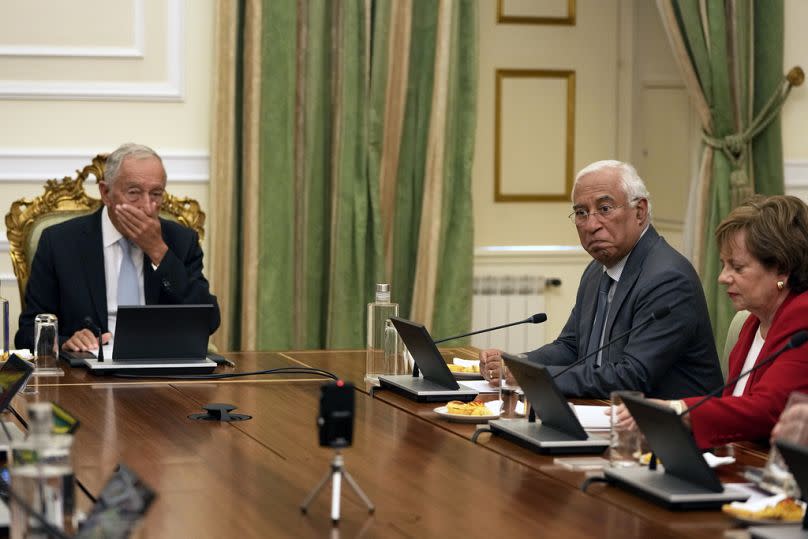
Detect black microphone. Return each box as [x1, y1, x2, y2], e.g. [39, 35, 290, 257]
[433, 313, 547, 344]
[83, 317, 104, 363]
[414, 313, 548, 378]
[550, 306, 672, 380]
[681, 330, 808, 418]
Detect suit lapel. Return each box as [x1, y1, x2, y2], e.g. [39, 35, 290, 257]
[80, 210, 108, 329]
[745, 293, 797, 392]
[602, 225, 661, 339]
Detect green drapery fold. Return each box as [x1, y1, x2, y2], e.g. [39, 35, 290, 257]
[657, 0, 803, 356]
[430, 0, 477, 339]
[212, 0, 478, 350]
[660, 0, 789, 354]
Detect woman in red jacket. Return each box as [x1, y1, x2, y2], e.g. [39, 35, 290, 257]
[637, 195, 808, 448]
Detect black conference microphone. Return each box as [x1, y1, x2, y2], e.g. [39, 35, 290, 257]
[681, 330, 808, 418]
[413, 313, 548, 378]
[83, 317, 104, 363]
[433, 313, 548, 344]
[550, 305, 673, 380]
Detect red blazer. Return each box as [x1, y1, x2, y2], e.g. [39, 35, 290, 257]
[684, 291, 808, 449]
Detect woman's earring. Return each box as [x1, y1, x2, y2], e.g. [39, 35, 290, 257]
[777, 280, 785, 291]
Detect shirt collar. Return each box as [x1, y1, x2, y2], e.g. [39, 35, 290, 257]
[602, 224, 650, 282]
[101, 206, 124, 248]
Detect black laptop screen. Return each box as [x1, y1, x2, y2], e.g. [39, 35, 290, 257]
[0, 355, 34, 411]
[112, 304, 212, 361]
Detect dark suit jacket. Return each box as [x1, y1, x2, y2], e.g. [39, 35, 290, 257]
[15, 208, 220, 350]
[527, 225, 722, 399]
[684, 291, 808, 449]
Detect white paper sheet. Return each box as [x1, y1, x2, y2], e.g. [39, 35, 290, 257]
[458, 380, 500, 394]
[571, 404, 611, 430]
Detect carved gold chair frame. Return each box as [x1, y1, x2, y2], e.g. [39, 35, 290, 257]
[5, 154, 205, 307]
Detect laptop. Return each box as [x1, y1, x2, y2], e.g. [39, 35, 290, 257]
[0, 354, 34, 446]
[749, 439, 808, 539]
[79, 305, 216, 374]
[604, 394, 749, 509]
[376, 317, 477, 402]
[0, 354, 36, 529]
[487, 352, 609, 454]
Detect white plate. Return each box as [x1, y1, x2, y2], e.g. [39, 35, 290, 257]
[730, 515, 802, 527]
[434, 405, 499, 423]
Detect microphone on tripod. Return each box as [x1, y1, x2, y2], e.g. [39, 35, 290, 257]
[550, 305, 673, 380]
[83, 317, 105, 363]
[412, 313, 548, 378]
[681, 330, 808, 418]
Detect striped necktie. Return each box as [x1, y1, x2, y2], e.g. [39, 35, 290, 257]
[586, 271, 613, 365]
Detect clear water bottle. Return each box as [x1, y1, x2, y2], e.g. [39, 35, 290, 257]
[365, 283, 404, 386]
[10, 402, 75, 538]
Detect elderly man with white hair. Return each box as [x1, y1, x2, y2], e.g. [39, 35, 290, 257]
[16, 143, 220, 352]
[480, 160, 723, 399]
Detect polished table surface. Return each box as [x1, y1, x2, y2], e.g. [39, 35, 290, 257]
[15, 349, 768, 538]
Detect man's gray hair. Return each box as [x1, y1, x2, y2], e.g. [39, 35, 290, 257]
[104, 143, 164, 186]
[573, 160, 653, 219]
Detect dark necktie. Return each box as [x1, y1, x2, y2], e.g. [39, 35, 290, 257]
[586, 271, 613, 364]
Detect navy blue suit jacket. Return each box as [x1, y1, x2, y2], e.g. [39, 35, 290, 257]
[15, 208, 220, 349]
[527, 225, 722, 399]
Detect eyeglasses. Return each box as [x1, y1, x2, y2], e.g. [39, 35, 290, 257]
[568, 203, 626, 225]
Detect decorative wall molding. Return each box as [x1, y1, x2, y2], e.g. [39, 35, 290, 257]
[0, 0, 182, 101]
[641, 79, 687, 90]
[0, 149, 210, 183]
[474, 245, 590, 270]
[785, 160, 808, 188]
[0, 0, 144, 59]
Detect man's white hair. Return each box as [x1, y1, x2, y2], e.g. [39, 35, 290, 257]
[573, 160, 653, 219]
[104, 143, 164, 187]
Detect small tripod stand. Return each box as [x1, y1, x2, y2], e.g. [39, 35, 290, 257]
[300, 450, 375, 525]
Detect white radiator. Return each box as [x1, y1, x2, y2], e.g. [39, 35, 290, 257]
[471, 275, 553, 353]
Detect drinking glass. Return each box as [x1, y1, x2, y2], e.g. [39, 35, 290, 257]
[609, 390, 644, 467]
[498, 356, 527, 419]
[759, 391, 808, 496]
[33, 314, 62, 376]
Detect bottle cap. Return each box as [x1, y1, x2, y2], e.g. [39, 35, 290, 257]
[29, 402, 52, 436]
[375, 283, 391, 302]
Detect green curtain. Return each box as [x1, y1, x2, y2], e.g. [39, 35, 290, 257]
[211, 0, 478, 350]
[658, 0, 791, 354]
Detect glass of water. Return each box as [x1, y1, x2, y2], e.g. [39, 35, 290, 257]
[32, 314, 62, 377]
[760, 391, 808, 496]
[498, 356, 526, 419]
[609, 391, 644, 467]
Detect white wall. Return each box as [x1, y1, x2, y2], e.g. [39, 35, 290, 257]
[783, 0, 808, 200]
[0, 0, 214, 341]
[472, 0, 808, 347]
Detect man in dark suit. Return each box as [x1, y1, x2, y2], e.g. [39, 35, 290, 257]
[480, 160, 722, 399]
[15, 143, 220, 351]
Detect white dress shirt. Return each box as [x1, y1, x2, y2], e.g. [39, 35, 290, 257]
[732, 327, 765, 396]
[101, 206, 145, 336]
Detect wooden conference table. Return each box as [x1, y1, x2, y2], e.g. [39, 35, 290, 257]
[14, 348, 767, 538]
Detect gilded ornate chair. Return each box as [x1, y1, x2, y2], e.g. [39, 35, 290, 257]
[5, 154, 205, 308]
[721, 309, 751, 382]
